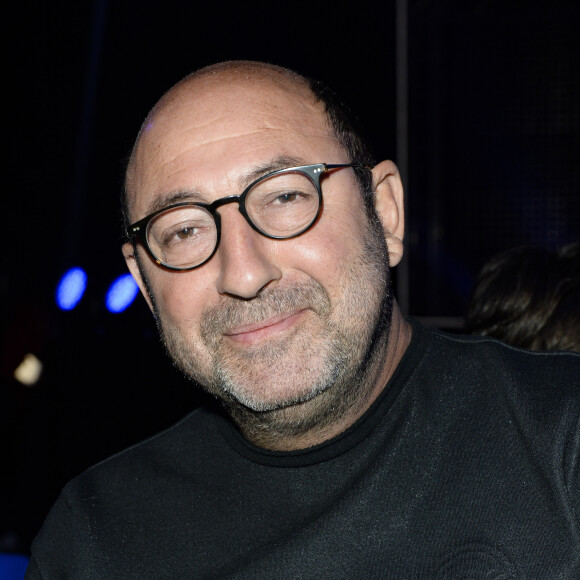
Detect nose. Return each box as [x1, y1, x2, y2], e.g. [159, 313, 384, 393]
[215, 205, 282, 299]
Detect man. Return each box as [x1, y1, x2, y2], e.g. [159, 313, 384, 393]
[27, 61, 579, 578]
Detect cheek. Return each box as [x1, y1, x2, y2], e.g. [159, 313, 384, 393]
[284, 207, 368, 289]
[153, 272, 213, 328]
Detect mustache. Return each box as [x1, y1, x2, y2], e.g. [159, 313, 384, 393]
[200, 280, 331, 343]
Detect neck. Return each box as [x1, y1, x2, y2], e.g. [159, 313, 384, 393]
[229, 302, 412, 451]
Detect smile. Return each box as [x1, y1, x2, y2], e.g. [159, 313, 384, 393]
[223, 310, 308, 345]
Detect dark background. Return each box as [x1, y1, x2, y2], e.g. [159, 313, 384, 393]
[2, 0, 579, 554]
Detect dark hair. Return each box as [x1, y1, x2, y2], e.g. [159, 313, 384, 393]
[464, 243, 580, 352]
[121, 65, 377, 235]
[306, 77, 376, 211]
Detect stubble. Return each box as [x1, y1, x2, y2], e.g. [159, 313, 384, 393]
[150, 213, 393, 443]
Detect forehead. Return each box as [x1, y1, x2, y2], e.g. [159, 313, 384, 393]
[127, 72, 346, 219]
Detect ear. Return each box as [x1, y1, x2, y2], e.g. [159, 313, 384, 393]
[371, 160, 405, 267]
[122, 242, 155, 313]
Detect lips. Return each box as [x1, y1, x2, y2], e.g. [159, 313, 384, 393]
[200, 279, 331, 348]
[223, 309, 307, 345]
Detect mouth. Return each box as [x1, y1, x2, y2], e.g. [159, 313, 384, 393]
[223, 309, 308, 346]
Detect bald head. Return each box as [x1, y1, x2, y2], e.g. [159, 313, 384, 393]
[150, 60, 307, 116]
[125, 62, 313, 197]
[164, 60, 308, 105]
[122, 60, 375, 230]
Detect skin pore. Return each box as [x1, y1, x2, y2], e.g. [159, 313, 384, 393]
[123, 62, 411, 451]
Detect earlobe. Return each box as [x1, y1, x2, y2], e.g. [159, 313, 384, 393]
[122, 242, 155, 312]
[371, 160, 405, 267]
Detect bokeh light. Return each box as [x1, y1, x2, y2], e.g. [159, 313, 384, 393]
[56, 267, 87, 310]
[106, 273, 139, 313]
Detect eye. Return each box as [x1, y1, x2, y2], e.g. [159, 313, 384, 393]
[160, 224, 203, 247]
[176, 227, 197, 239]
[275, 192, 300, 204]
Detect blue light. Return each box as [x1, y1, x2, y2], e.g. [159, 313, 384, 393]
[106, 273, 139, 313]
[56, 267, 87, 310]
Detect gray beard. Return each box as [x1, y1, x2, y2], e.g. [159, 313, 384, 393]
[143, 214, 393, 441]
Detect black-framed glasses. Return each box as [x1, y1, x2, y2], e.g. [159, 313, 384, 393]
[127, 163, 365, 271]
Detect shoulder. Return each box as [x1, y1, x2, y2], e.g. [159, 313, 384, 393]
[63, 405, 221, 500]
[28, 405, 224, 573]
[409, 321, 580, 524]
[408, 318, 580, 429]
[30, 407, 223, 578]
[413, 318, 579, 387]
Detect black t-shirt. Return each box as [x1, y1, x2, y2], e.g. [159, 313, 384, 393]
[26, 320, 580, 578]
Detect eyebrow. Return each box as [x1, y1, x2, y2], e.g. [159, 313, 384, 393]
[143, 155, 309, 217]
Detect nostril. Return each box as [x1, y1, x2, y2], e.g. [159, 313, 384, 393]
[216, 234, 282, 300]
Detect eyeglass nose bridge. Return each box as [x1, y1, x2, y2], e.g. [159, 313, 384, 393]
[207, 192, 273, 239]
[208, 194, 244, 213]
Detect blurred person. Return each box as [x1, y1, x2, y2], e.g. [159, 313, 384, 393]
[465, 243, 580, 352]
[25, 61, 580, 578]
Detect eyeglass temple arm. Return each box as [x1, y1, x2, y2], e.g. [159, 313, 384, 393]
[324, 163, 373, 171]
